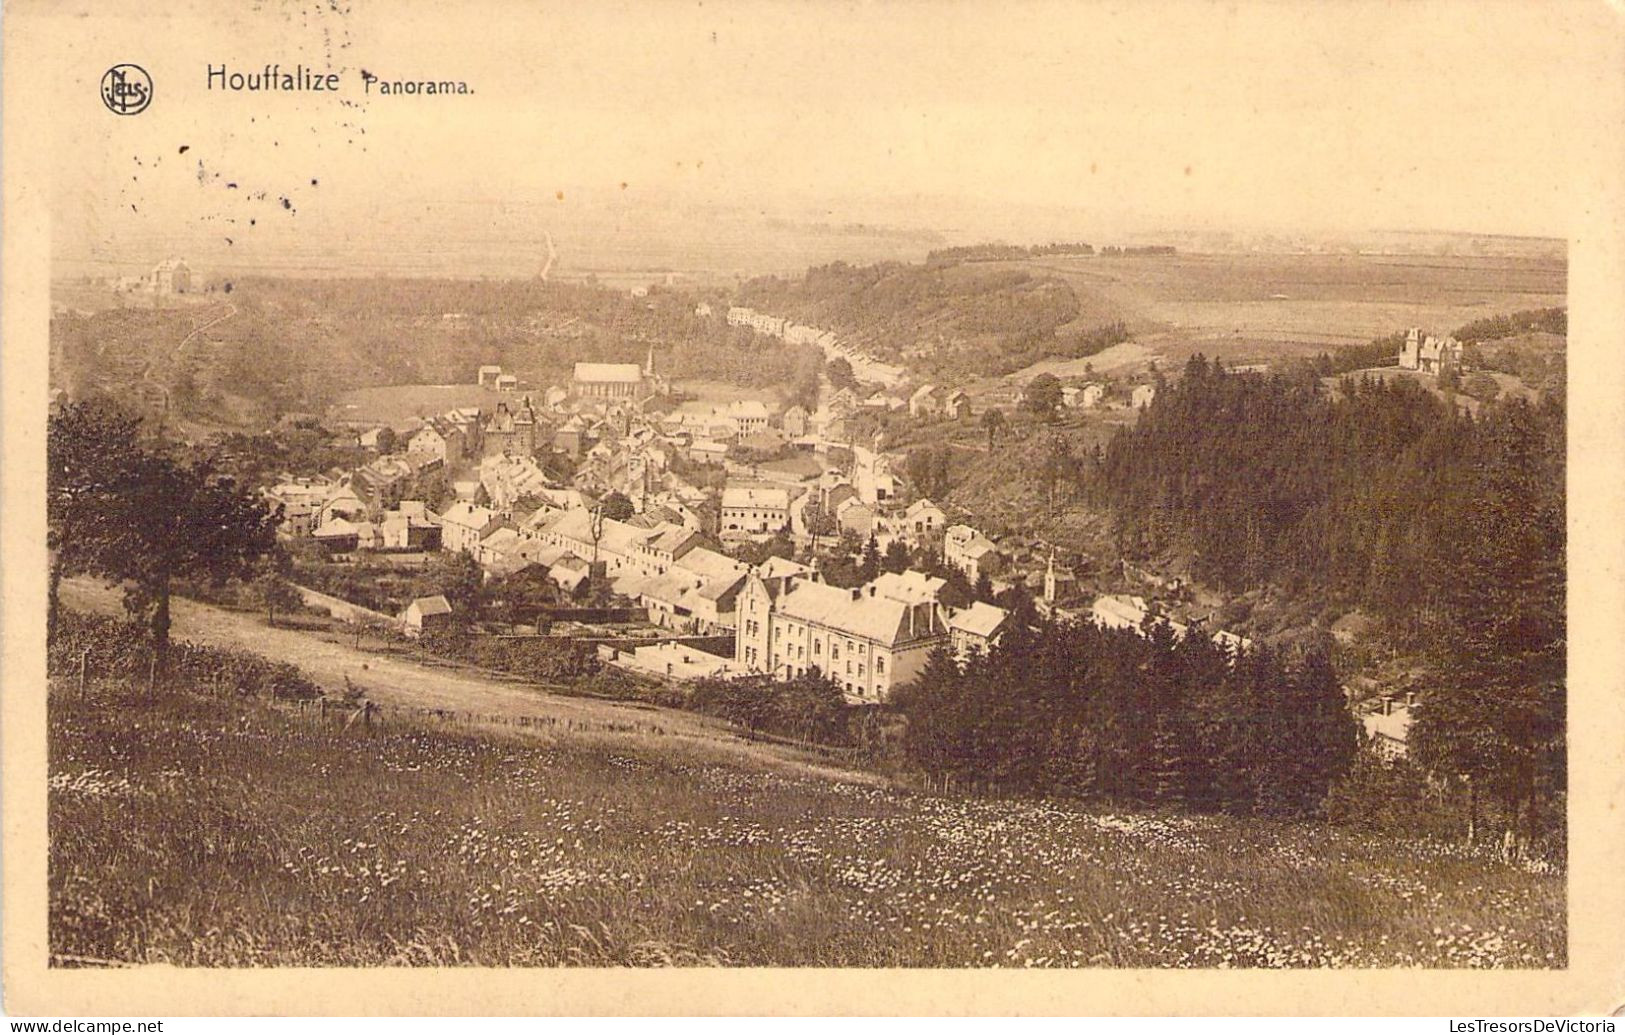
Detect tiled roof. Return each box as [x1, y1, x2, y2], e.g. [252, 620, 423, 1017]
[948, 601, 1008, 639]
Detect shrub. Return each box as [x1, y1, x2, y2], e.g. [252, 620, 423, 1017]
[50, 610, 321, 700]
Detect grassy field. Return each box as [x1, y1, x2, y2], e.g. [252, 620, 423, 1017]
[996, 252, 1566, 379]
[330, 382, 508, 426]
[50, 681, 1563, 968]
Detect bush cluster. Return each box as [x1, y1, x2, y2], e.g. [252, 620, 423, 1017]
[50, 610, 321, 700]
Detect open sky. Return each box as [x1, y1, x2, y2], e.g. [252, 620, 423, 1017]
[41, 0, 1618, 276]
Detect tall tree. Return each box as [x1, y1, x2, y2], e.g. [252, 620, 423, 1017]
[253, 568, 303, 627]
[981, 407, 1006, 451]
[881, 539, 911, 574]
[1023, 373, 1062, 417]
[859, 535, 881, 581]
[1410, 402, 1565, 843]
[98, 452, 279, 670]
[46, 398, 144, 639]
[598, 490, 636, 522]
[826, 357, 856, 392]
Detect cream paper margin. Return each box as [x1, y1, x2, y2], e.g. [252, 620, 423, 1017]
[3, 0, 1622, 1016]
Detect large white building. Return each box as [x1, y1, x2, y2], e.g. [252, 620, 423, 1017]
[720, 485, 791, 536]
[572, 362, 646, 400]
[439, 501, 499, 555]
[734, 568, 949, 700]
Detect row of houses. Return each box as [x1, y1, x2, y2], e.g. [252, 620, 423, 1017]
[1088, 593, 1253, 655]
[907, 384, 973, 420]
[310, 500, 443, 553]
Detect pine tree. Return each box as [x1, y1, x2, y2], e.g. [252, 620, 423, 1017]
[1411, 403, 1564, 843]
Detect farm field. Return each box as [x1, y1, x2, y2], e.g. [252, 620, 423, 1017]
[330, 383, 513, 426]
[49, 681, 1564, 968]
[996, 251, 1566, 378]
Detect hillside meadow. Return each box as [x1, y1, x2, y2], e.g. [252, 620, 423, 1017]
[50, 679, 1563, 968]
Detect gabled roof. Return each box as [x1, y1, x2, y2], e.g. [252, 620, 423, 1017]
[645, 525, 701, 554]
[758, 556, 814, 580]
[409, 594, 453, 616]
[313, 517, 359, 537]
[721, 485, 790, 509]
[948, 601, 1008, 639]
[480, 527, 520, 549]
[776, 580, 918, 646]
[692, 572, 747, 602]
[538, 507, 651, 556]
[869, 570, 946, 605]
[440, 501, 496, 529]
[675, 546, 748, 583]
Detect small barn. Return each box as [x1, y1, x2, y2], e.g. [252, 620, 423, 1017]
[401, 594, 454, 638]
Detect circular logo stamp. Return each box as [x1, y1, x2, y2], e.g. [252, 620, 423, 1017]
[101, 64, 153, 115]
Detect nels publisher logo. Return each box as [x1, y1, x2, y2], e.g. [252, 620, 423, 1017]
[101, 64, 153, 115]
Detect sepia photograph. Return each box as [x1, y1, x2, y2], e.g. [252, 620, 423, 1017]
[4, 0, 1624, 1018]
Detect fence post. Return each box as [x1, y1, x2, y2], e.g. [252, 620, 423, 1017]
[78, 650, 88, 697]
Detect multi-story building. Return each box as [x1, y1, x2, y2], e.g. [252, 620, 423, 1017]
[944, 523, 1002, 582]
[482, 399, 539, 458]
[734, 568, 948, 701]
[1398, 328, 1465, 375]
[720, 485, 791, 536]
[439, 501, 500, 555]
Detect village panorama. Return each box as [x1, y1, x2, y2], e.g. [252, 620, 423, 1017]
[46, 239, 1567, 969]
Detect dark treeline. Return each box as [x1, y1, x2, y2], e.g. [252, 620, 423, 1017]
[1093, 357, 1564, 842]
[892, 617, 1357, 816]
[1299, 336, 1404, 377]
[926, 242, 1095, 265]
[1099, 245, 1177, 256]
[1452, 307, 1566, 344]
[1097, 356, 1563, 614]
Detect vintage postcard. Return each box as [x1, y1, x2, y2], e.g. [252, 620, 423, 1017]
[3, 0, 1623, 1017]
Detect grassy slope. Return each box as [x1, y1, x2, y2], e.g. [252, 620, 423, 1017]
[50, 683, 1563, 968]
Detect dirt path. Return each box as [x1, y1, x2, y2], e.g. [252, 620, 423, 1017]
[59, 579, 873, 781]
[176, 301, 237, 356]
